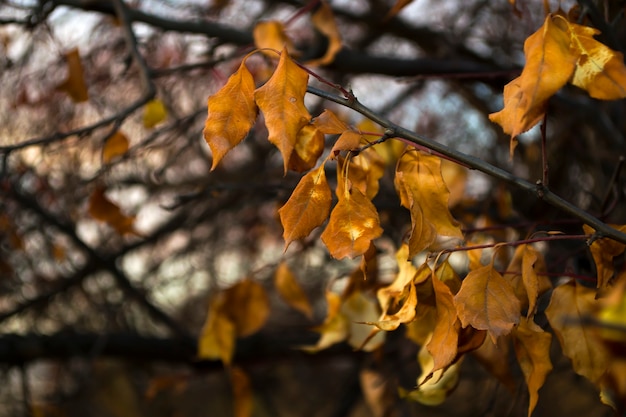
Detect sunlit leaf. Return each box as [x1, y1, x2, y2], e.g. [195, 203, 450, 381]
[204, 61, 258, 170]
[288, 124, 325, 172]
[583, 224, 626, 290]
[513, 318, 553, 417]
[377, 244, 420, 314]
[222, 279, 270, 337]
[253, 21, 297, 56]
[342, 290, 385, 351]
[312, 109, 350, 134]
[440, 159, 467, 208]
[454, 264, 520, 342]
[302, 291, 349, 352]
[198, 297, 237, 364]
[330, 131, 361, 159]
[102, 131, 130, 163]
[274, 262, 313, 319]
[394, 150, 463, 257]
[368, 281, 417, 331]
[56, 48, 89, 102]
[545, 279, 609, 384]
[427, 270, 461, 372]
[278, 164, 331, 248]
[489, 14, 575, 155]
[143, 99, 168, 128]
[321, 182, 382, 259]
[569, 22, 626, 99]
[307, 1, 342, 66]
[254, 49, 312, 173]
[88, 186, 137, 236]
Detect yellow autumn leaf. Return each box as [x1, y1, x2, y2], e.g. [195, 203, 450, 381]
[489, 14, 576, 156]
[376, 244, 420, 314]
[545, 279, 609, 384]
[427, 269, 461, 373]
[198, 296, 237, 364]
[231, 367, 253, 417]
[222, 279, 270, 337]
[274, 262, 313, 319]
[344, 149, 385, 200]
[253, 21, 297, 56]
[57, 48, 89, 102]
[505, 244, 551, 317]
[513, 318, 553, 417]
[321, 182, 383, 259]
[88, 186, 137, 236]
[102, 131, 130, 163]
[302, 291, 350, 352]
[204, 61, 258, 170]
[306, 1, 342, 66]
[394, 150, 463, 257]
[312, 109, 350, 134]
[454, 263, 521, 342]
[254, 49, 312, 173]
[330, 130, 362, 159]
[278, 164, 332, 249]
[288, 124, 325, 172]
[583, 224, 626, 290]
[143, 99, 168, 128]
[341, 290, 386, 351]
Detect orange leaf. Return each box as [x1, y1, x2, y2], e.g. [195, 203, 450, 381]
[253, 21, 297, 56]
[288, 125, 325, 172]
[307, 1, 342, 66]
[312, 109, 350, 135]
[278, 164, 331, 248]
[254, 49, 312, 173]
[368, 281, 417, 331]
[330, 130, 362, 159]
[385, 0, 414, 21]
[231, 367, 253, 417]
[321, 183, 383, 259]
[505, 244, 551, 317]
[204, 61, 258, 170]
[57, 48, 89, 102]
[302, 290, 350, 352]
[569, 22, 626, 99]
[274, 262, 313, 319]
[489, 14, 576, 155]
[377, 244, 420, 314]
[394, 150, 463, 257]
[102, 131, 129, 163]
[454, 264, 520, 342]
[342, 291, 386, 351]
[198, 297, 236, 365]
[513, 318, 553, 417]
[583, 224, 626, 290]
[345, 149, 385, 200]
[222, 279, 270, 337]
[88, 186, 136, 236]
[545, 279, 609, 384]
[427, 270, 461, 373]
[143, 99, 168, 128]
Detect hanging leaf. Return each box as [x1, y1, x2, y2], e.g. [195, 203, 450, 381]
[302, 291, 350, 352]
[222, 279, 270, 337]
[454, 263, 521, 342]
[346, 149, 385, 200]
[198, 297, 237, 364]
[102, 131, 130, 163]
[56, 48, 89, 102]
[377, 244, 420, 314]
[253, 21, 297, 56]
[513, 318, 553, 417]
[88, 186, 137, 236]
[307, 1, 342, 66]
[342, 291, 386, 351]
[288, 125, 325, 172]
[143, 99, 168, 128]
[254, 49, 312, 173]
[472, 335, 517, 392]
[313, 109, 350, 135]
[278, 164, 332, 248]
[321, 182, 383, 259]
[330, 131, 362, 159]
[394, 150, 463, 257]
[545, 279, 609, 384]
[204, 61, 258, 170]
[427, 269, 461, 373]
[505, 244, 551, 317]
[583, 224, 626, 290]
[274, 262, 313, 319]
[231, 367, 253, 417]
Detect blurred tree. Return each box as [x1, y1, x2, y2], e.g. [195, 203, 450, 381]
[1, 1, 626, 416]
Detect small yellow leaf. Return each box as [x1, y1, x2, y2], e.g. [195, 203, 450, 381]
[312, 109, 350, 134]
[341, 291, 386, 351]
[330, 131, 362, 159]
[288, 125, 325, 172]
[505, 244, 551, 317]
[102, 131, 130, 163]
[427, 270, 461, 373]
[253, 21, 297, 56]
[57, 48, 89, 102]
[321, 183, 383, 259]
[302, 291, 350, 352]
[254, 49, 311, 173]
[513, 318, 553, 417]
[454, 264, 521, 342]
[222, 279, 270, 337]
[231, 367, 253, 417]
[143, 99, 168, 128]
[278, 164, 332, 248]
[204, 61, 258, 170]
[198, 297, 237, 365]
[88, 186, 137, 236]
[583, 224, 626, 290]
[274, 262, 313, 319]
[307, 1, 342, 66]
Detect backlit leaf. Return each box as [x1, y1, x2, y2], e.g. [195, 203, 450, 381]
[342, 291, 385, 351]
[427, 269, 461, 372]
[454, 264, 520, 342]
[88, 186, 137, 236]
[253, 21, 297, 56]
[204, 61, 258, 170]
[489, 14, 576, 155]
[312, 109, 350, 134]
[321, 182, 383, 259]
[198, 296, 236, 365]
[254, 49, 311, 173]
[278, 164, 331, 248]
[222, 279, 270, 337]
[56, 48, 89, 102]
[513, 318, 553, 417]
[307, 1, 342, 66]
[545, 280, 609, 384]
[302, 291, 349, 352]
[330, 131, 361, 159]
[583, 224, 626, 290]
[368, 281, 416, 331]
[505, 244, 551, 317]
[102, 131, 129, 163]
[143, 99, 168, 128]
[569, 22, 626, 99]
[377, 243, 420, 314]
[288, 125, 325, 172]
[274, 262, 313, 319]
[394, 150, 463, 257]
